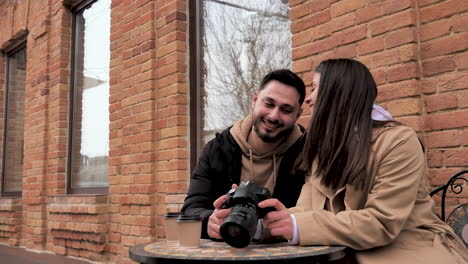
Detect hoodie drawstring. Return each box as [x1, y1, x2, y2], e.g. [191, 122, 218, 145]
[249, 148, 254, 181]
[273, 153, 277, 189]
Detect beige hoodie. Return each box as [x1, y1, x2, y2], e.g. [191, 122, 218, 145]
[230, 114, 303, 194]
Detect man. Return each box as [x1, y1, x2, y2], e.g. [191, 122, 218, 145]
[181, 69, 307, 239]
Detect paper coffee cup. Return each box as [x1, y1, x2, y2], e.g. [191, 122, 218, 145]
[164, 212, 183, 241]
[176, 214, 202, 247]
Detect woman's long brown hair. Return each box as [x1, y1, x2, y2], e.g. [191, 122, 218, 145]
[297, 59, 380, 190]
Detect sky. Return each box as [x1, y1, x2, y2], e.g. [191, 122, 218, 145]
[80, 0, 111, 158]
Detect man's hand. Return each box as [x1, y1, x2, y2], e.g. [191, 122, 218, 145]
[259, 198, 294, 240]
[207, 184, 238, 239]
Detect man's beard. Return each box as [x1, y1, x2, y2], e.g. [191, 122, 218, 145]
[252, 117, 293, 143]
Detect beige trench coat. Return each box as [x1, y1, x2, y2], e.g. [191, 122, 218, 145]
[290, 124, 468, 264]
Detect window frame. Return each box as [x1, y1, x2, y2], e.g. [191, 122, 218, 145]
[1, 42, 27, 197]
[189, 0, 203, 173]
[189, 0, 292, 172]
[67, 0, 109, 195]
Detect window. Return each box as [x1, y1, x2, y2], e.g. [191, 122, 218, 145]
[69, 0, 111, 193]
[2, 43, 27, 196]
[190, 0, 292, 169]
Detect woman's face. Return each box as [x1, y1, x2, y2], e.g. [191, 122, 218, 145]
[304, 72, 320, 115]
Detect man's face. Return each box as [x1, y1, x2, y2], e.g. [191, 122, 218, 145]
[251, 80, 302, 142]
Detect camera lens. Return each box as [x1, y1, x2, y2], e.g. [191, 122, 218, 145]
[220, 206, 258, 248]
[220, 182, 272, 248]
[221, 222, 251, 248]
[227, 224, 242, 237]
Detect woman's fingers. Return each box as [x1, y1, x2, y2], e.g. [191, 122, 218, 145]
[263, 209, 289, 225]
[261, 207, 294, 241]
[269, 226, 292, 238]
[258, 198, 286, 211]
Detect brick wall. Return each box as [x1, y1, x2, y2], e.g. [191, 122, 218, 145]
[107, 0, 188, 263]
[291, 0, 468, 215]
[0, 0, 466, 263]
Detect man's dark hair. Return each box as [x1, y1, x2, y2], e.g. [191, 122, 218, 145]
[259, 69, 306, 105]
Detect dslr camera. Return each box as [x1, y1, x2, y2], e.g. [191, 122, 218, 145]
[220, 181, 274, 248]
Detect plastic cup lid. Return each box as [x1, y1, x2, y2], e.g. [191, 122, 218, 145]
[164, 212, 183, 218]
[176, 214, 201, 222]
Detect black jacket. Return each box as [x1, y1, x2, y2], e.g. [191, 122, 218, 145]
[181, 126, 307, 239]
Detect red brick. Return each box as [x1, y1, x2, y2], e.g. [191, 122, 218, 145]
[292, 24, 331, 47]
[459, 90, 468, 108]
[310, 0, 332, 12]
[452, 12, 468, 33]
[386, 62, 420, 82]
[426, 130, 462, 148]
[332, 25, 367, 46]
[395, 115, 423, 132]
[371, 45, 417, 68]
[385, 98, 421, 117]
[292, 57, 313, 73]
[370, 10, 416, 36]
[455, 52, 468, 70]
[291, 10, 331, 33]
[357, 37, 384, 55]
[371, 68, 387, 85]
[428, 168, 463, 186]
[422, 56, 456, 76]
[333, 43, 357, 58]
[422, 78, 438, 94]
[464, 129, 468, 146]
[445, 149, 468, 166]
[420, 19, 450, 41]
[439, 71, 468, 92]
[420, 0, 468, 23]
[419, 0, 444, 8]
[331, 0, 365, 17]
[293, 37, 334, 60]
[356, 4, 382, 24]
[425, 92, 458, 113]
[290, 3, 311, 20]
[427, 150, 443, 167]
[384, 27, 417, 49]
[290, 0, 307, 6]
[382, 0, 413, 15]
[425, 110, 468, 130]
[330, 13, 355, 32]
[377, 79, 420, 101]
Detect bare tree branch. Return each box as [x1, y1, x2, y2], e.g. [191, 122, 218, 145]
[202, 0, 292, 131]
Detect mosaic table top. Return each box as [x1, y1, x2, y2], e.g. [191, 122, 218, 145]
[130, 239, 347, 263]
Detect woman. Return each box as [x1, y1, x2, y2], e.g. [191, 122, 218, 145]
[259, 59, 468, 263]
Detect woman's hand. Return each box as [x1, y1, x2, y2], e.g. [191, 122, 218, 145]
[259, 198, 294, 240]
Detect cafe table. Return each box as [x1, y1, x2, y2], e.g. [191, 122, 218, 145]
[129, 239, 347, 264]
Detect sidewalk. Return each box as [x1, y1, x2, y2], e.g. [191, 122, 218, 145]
[0, 243, 91, 264]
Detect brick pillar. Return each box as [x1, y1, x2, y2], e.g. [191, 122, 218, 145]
[109, 1, 159, 262]
[21, 0, 50, 250]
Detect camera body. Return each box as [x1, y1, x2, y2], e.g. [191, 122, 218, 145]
[220, 181, 274, 248]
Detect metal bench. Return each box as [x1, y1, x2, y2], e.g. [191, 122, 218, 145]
[430, 170, 468, 247]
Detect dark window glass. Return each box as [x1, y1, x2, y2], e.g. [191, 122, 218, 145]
[2, 44, 26, 195]
[190, 0, 292, 165]
[69, 0, 110, 192]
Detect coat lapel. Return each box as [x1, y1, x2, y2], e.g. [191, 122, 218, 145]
[309, 176, 327, 210]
